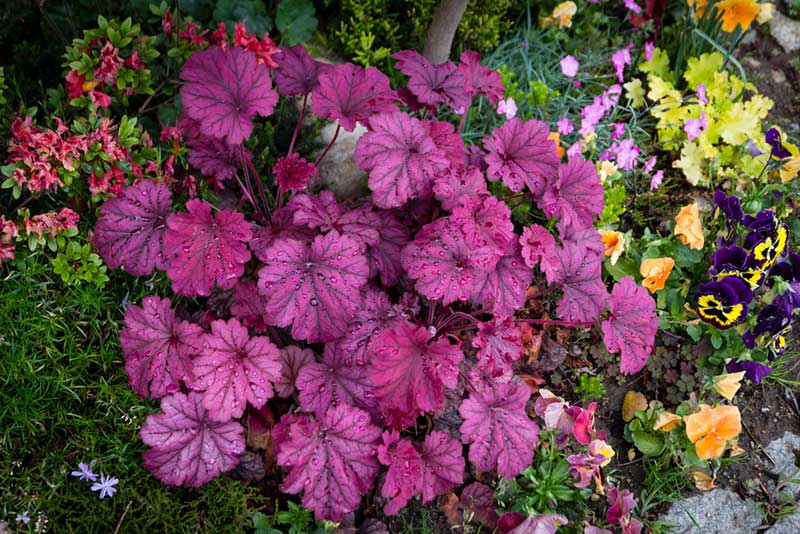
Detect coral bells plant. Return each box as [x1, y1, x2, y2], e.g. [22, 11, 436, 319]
[94, 40, 659, 521]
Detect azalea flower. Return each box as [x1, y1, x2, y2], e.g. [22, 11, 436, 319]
[541, 1, 577, 28]
[717, 0, 762, 32]
[599, 229, 625, 265]
[71, 461, 98, 481]
[654, 411, 682, 431]
[675, 202, 704, 249]
[560, 55, 580, 77]
[497, 97, 517, 120]
[91, 475, 119, 499]
[685, 404, 742, 460]
[712, 371, 746, 401]
[640, 257, 674, 293]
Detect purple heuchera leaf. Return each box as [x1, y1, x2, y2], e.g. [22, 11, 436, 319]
[249, 206, 316, 258]
[483, 118, 559, 194]
[602, 276, 658, 374]
[296, 343, 377, 417]
[546, 241, 608, 323]
[289, 191, 381, 248]
[472, 316, 523, 382]
[377, 431, 423, 515]
[508, 514, 569, 534]
[164, 199, 252, 297]
[257, 233, 369, 342]
[422, 120, 467, 168]
[460, 482, 499, 528]
[229, 280, 269, 333]
[459, 51, 504, 104]
[368, 321, 462, 424]
[519, 224, 556, 269]
[355, 111, 450, 208]
[331, 289, 401, 366]
[93, 179, 171, 276]
[274, 45, 321, 97]
[433, 166, 488, 211]
[452, 195, 515, 257]
[402, 219, 496, 305]
[311, 63, 397, 132]
[121, 296, 203, 399]
[140, 391, 245, 487]
[472, 241, 532, 316]
[539, 157, 604, 233]
[275, 345, 315, 398]
[274, 406, 381, 521]
[190, 318, 281, 421]
[368, 210, 410, 285]
[392, 50, 471, 112]
[419, 430, 465, 503]
[459, 380, 539, 478]
[186, 134, 251, 182]
[180, 46, 278, 145]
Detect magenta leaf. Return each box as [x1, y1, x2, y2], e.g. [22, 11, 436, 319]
[276, 345, 315, 398]
[401, 219, 496, 305]
[332, 289, 401, 366]
[311, 63, 397, 132]
[459, 381, 539, 478]
[392, 50, 471, 112]
[472, 316, 523, 381]
[433, 166, 488, 211]
[419, 430, 465, 503]
[483, 118, 559, 194]
[274, 45, 321, 97]
[367, 210, 410, 285]
[230, 280, 269, 333]
[180, 46, 278, 145]
[250, 206, 316, 259]
[519, 224, 557, 269]
[296, 343, 376, 417]
[140, 391, 245, 487]
[257, 233, 369, 342]
[367, 321, 462, 423]
[459, 51, 504, 104]
[460, 483, 499, 528]
[377, 431, 423, 515]
[539, 157, 604, 233]
[472, 241, 532, 316]
[121, 296, 203, 399]
[190, 318, 281, 422]
[186, 134, 250, 182]
[452, 195, 514, 257]
[602, 276, 658, 374]
[546, 241, 608, 323]
[355, 111, 450, 208]
[289, 191, 380, 248]
[274, 406, 381, 521]
[423, 120, 467, 168]
[164, 199, 252, 297]
[93, 179, 171, 276]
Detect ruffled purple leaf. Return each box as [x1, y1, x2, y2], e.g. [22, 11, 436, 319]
[423, 119, 467, 168]
[472, 316, 523, 381]
[602, 277, 658, 374]
[546, 241, 608, 323]
[540, 157, 604, 233]
[377, 431, 423, 515]
[249, 206, 316, 258]
[186, 134, 250, 182]
[367, 210, 410, 285]
[433, 166, 488, 211]
[332, 289, 401, 366]
[275, 345, 315, 398]
[392, 50, 471, 112]
[452, 195, 514, 257]
[229, 280, 269, 333]
[419, 430, 465, 503]
[274, 45, 321, 97]
[483, 118, 559, 194]
[459, 51, 504, 104]
[289, 191, 381, 248]
[472, 241, 532, 316]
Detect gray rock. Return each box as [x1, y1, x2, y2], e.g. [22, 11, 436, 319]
[767, 512, 800, 534]
[658, 489, 762, 534]
[769, 11, 800, 53]
[311, 121, 370, 200]
[762, 431, 800, 496]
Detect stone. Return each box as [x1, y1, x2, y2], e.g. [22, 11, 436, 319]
[767, 512, 800, 534]
[311, 121, 370, 200]
[769, 11, 800, 53]
[762, 431, 800, 496]
[658, 489, 762, 534]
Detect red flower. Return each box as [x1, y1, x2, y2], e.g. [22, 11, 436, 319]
[273, 153, 318, 191]
[233, 23, 279, 67]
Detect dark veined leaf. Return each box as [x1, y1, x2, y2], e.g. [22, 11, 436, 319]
[274, 44, 321, 96]
[483, 118, 559, 194]
[602, 276, 658, 374]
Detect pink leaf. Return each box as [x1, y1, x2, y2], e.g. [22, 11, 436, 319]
[472, 316, 523, 381]
[392, 50, 471, 112]
[186, 134, 250, 182]
[472, 241, 532, 316]
[180, 46, 278, 145]
[296, 343, 377, 416]
[140, 391, 245, 487]
[289, 191, 380, 247]
[459, 381, 539, 478]
[275, 345, 315, 398]
[460, 482, 499, 528]
[459, 51, 504, 104]
[519, 224, 556, 269]
[274, 406, 381, 521]
[377, 431, 423, 515]
[367, 210, 410, 285]
[274, 45, 321, 97]
[602, 276, 658, 374]
[121, 296, 203, 399]
[368, 321, 463, 424]
[311, 63, 397, 132]
[230, 280, 269, 333]
[257, 233, 369, 342]
[190, 318, 281, 421]
[249, 206, 316, 259]
[331, 289, 401, 366]
[483, 118, 559, 194]
[93, 180, 171, 276]
[422, 120, 467, 168]
[419, 430, 465, 503]
[164, 199, 252, 297]
[452, 195, 514, 257]
[539, 157, 604, 233]
[433, 166, 488, 211]
[546, 241, 608, 323]
[355, 111, 450, 208]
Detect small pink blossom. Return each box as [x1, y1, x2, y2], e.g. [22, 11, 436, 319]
[611, 43, 633, 83]
[696, 84, 708, 104]
[567, 141, 583, 158]
[560, 55, 580, 77]
[684, 110, 707, 141]
[557, 118, 574, 135]
[650, 170, 664, 190]
[496, 97, 517, 120]
[624, 0, 642, 13]
[644, 41, 655, 62]
[610, 122, 625, 139]
[609, 138, 640, 170]
[643, 156, 657, 174]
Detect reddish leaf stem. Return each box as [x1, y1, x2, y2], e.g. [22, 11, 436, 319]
[315, 123, 341, 167]
[501, 192, 531, 202]
[244, 153, 271, 220]
[287, 93, 308, 156]
[456, 106, 470, 134]
[518, 318, 595, 328]
[239, 149, 264, 220]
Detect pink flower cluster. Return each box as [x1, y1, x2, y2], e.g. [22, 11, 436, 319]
[579, 84, 622, 136]
[65, 39, 144, 107]
[23, 208, 79, 239]
[0, 216, 19, 263]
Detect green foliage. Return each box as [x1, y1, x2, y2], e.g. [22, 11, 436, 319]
[601, 181, 627, 224]
[51, 241, 110, 287]
[574, 374, 606, 402]
[214, 0, 273, 35]
[276, 0, 318, 46]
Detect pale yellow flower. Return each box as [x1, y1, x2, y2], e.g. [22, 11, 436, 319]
[712, 371, 745, 401]
[757, 3, 775, 23]
[654, 411, 682, 432]
[541, 2, 577, 28]
[599, 229, 626, 265]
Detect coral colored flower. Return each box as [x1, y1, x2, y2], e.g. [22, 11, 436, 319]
[541, 1, 577, 28]
[548, 131, 565, 158]
[675, 202, 704, 249]
[639, 257, 674, 293]
[560, 55, 579, 77]
[717, 0, 761, 32]
[654, 411, 682, 432]
[685, 404, 741, 460]
[599, 229, 625, 265]
[712, 371, 745, 401]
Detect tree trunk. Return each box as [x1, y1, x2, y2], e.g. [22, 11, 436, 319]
[422, 0, 469, 64]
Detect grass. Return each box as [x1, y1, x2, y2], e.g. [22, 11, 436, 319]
[0, 253, 261, 533]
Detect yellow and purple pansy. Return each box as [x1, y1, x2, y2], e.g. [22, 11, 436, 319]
[709, 245, 765, 289]
[696, 277, 753, 329]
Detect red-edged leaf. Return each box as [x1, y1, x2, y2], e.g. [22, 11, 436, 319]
[367, 321, 462, 424]
[296, 343, 377, 416]
[546, 241, 608, 323]
[93, 180, 171, 276]
[602, 276, 658, 374]
[190, 318, 281, 421]
[289, 191, 380, 247]
[423, 120, 467, 168]
[180, 46, 278, 145]
[367, 209, 410, 285]
[401, 219, 496, 305]
[519, 224, 556, 269]
[392, 50, 471, 112]
[276, 345, 315, 398]
[311, 63, 397, 132]
[331, 289, 401, 366]
[419, 430, 465, 503]
[472, 316, 523, 381]
[229, 280, 269, 333]
[121, 296, 203, 399]
[355, 111, 450, 208]
[377, 431, 423, 515]
[459, 51, 504, 103]
[257, 233, 369, 342]
[433, 166, 488, 211]
[483, 118, 559, 194]
[164, 199, 252, 297]
[459, 380, 539, 478]
[274, 406, 381, 521]
[140, 391, 245, 487]
[539, 157, 604, 233]
[472, 241, 532, 316]
[186, 134, 250, 182]
[274, 45, 321, 97]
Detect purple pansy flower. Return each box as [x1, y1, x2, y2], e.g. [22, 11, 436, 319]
[696, 277, 753, 329]
[726, 358, 773, 384]
[766, 128, 791, 159]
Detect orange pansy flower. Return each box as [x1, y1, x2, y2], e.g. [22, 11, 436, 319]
[685, 404, 742, 460]
[654, 411, 682, 432]
[717, 0, 762, 32]
[541, 1, 577, 28]
[599, 229, 625, 265]
[639, 257, 675, 293]
[712, 371, 745, 401]
[675, 202, 704, 250]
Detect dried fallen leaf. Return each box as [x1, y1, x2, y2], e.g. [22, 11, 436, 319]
[691, 470, 715, 491]
[622, 390, 648, 422]
[439, 492, 461, 526]
[627, 448, 636, 461]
